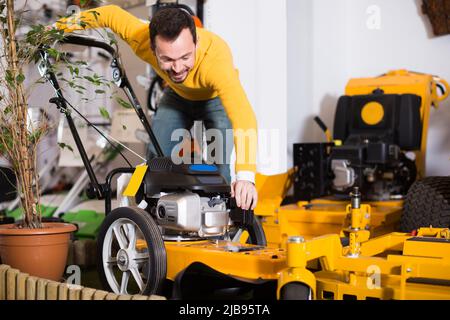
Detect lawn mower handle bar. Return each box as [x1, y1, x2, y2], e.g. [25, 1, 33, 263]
[59, 35, 165, 158]
[38, 35, 164, 203]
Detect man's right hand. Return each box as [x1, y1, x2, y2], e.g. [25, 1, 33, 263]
[231, 180, 258, 211]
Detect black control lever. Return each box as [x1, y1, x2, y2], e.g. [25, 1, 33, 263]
[229, 198, 255, 228]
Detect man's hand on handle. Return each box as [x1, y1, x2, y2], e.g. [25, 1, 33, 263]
[231, 180, 258, 210]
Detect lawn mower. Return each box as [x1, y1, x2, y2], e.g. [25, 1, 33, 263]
[38, 35, 295, 299]
[255, 69, 450, 300]
[255, 70, 450, 247]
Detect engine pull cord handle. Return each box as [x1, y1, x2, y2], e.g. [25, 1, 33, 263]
[229, 198, 254, 228]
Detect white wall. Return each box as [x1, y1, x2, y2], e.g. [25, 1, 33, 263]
[287, 0, 450, 176]
[205, 0, 288, 175]
[287, 0, 350, 165]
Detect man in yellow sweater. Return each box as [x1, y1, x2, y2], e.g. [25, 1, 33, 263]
[56, 5, 258, 210]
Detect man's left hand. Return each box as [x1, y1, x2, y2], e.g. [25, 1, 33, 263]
[231, 180, 258, 210]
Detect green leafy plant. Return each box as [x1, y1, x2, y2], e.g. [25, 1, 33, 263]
[0, 0, 53, 228]
[0, 1, 128, 228]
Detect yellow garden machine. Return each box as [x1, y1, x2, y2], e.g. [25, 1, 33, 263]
[255, 70, 449, 247]
[259, 70, 450, 300]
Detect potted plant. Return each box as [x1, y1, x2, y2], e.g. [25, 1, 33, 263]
[0, 0, 77, 281]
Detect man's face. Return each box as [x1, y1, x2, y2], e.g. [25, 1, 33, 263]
[154, 28, 197, 83]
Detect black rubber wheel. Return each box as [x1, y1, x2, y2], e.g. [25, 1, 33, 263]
[229, 215, 267, 246]
[280, 282, 312, 300]
[400, 176, 450, 232]
[97, 206, 167, 295]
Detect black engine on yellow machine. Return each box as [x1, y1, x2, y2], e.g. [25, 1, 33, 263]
[294, 70, 448, 201]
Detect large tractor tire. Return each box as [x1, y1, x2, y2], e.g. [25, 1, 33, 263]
[400, 176, 450, 232]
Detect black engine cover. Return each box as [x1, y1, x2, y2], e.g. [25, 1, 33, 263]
[143, 157, 230, 195]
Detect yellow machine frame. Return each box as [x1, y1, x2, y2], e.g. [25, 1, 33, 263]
[277, 194, 450, 300]
[164, 240, 286, 282]
[136, 234, 287, 283]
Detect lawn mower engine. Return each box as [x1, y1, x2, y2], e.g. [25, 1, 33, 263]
[329, 133, 417, 200]
[295, 89, 421, 201]
[138, 157, 250, 239]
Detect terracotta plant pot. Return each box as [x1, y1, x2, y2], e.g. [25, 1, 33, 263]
[0, 222, 77, 281]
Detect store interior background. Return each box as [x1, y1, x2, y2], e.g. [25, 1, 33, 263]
[17, 0, 450, 180]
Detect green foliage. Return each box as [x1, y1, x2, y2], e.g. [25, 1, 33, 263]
[78, 21, 88, 29]
[57, 142, 74, 152]
[68, 65, 79, 76]
[47, 48, 61, 60]
[115, 97, 132, 109]
[5, 70, 15, 87]
[99, 107, 110, 120]
[3, 105, 11, 115]
[0, 127, 13, 154]
[83, 74, 105, 86]
[106, 31, 117, 46]
[16, 73, 25, 84]
[28, 129, 43, 144]
[88, 10, 100, 21]
[25, 24, 65, 47]
[0, 1, 126, 228]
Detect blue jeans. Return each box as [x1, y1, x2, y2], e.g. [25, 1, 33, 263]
[147, 87, 233, 183]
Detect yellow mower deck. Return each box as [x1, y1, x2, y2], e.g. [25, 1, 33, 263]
[255, 171, 401, 247]
[164, 240, 286, 281]
[136, 238, 286, 281]
[280, 228, 450, 300]
[262, 198, 402, 246]
[256, 172, 450, 300]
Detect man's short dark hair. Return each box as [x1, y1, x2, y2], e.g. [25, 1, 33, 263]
[150, 8, 197, 51]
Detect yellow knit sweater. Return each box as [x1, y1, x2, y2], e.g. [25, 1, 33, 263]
[56, 5, 257, 173]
